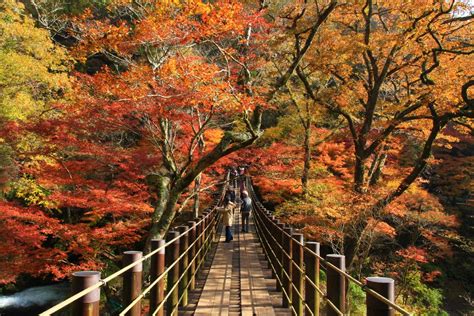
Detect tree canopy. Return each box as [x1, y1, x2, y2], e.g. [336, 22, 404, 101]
[0, 0, 472, 313]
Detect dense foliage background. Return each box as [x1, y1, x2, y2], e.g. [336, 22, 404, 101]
[0, 0, 472, 314]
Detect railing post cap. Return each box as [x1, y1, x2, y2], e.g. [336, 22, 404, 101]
[151, 239, 166, 254]
[326, 254, 345, 258]
[123, 251, 143, 272]
[366, 276, 394, 284]
[72, 270, 101, 278]
[167, 230, 180, 240]
[177, 225, 189, 232]
[291, 232, 304, 242]
[326, 254, 346, 268]
[123, 250, 142, 255]
[72, 271, 101, 303]
[305, 241, 320, 252]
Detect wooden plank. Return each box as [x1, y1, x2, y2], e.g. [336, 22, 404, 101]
[195, 206, 291, 316]
[240, 215, 277, 316]
[194, 228, 233, 316]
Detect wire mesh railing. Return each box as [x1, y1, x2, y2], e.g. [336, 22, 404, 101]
[246, 176, 413, 316]
[39, 176, 228, 316]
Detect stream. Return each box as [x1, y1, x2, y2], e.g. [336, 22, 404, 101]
[0, 283, 69, 315]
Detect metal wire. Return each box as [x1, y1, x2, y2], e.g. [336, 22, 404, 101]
[253, 198, 344, 316]
[121, 215, 220, 316]
[43, 177, 413, 316]
[248, 181, 412, 316]
[40, 178, 227, 316]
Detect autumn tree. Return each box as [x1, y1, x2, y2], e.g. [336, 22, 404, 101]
[280, 0, 473, 265]
[0, 0, 340, 284]
[0, 0, 86, 284]
[249, 0, 338, 195]
[0, 0, 70, 121]
[59, 0, 341, 249]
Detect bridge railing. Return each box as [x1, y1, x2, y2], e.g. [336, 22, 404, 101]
[246, 177, 413, 316]
[39, 179, 227, 316]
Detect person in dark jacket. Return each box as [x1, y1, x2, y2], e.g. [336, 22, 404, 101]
[225, 187, 236, 203]
[240, 190, 252, 233]
[230, 167, 239, 188]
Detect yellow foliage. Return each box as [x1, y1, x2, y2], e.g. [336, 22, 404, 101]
[10, 177, 56, 208]
[0, 0, 71, 121]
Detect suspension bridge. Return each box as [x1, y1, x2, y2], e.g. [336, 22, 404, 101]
[38, 175, 412, 316]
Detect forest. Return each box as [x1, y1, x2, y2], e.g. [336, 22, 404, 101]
[0, 0, 473, 314]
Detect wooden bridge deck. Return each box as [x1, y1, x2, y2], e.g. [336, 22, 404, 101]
[194, 213, 291, 316]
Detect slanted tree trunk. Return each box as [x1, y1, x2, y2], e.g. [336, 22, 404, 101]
[344, 118, 444, 267]
[369, 152, 387, 186]
[192, 174, 201, 218]
[144, 192, 180, 249]
[192, 132, 205, 218]
[144, 126, 262, 253]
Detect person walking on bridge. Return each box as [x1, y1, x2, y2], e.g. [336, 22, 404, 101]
[240, 190, 252, 233]
[219, 193, 236, 242]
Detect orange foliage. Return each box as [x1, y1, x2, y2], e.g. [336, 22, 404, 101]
[396, 246, 430, 264]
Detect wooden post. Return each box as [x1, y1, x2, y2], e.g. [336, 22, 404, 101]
[187, 221, 197, 290]
[150, 239, 165, 316]
[177, 225, 189, 306]
[292, 233, 304, 315]
[210, 209, 218, 241]
[202, 211, 209, 250]
[165, 231, 180, 316]
[122, 251, 143, 316]
[276, 222, 285, 292]
[305, 242, 320, 316]
[282, 226, 293, 308]
[72, 271, 101, 316]
[326, 254, 346, 316]
[264, 216, 276, 272]
[196, 216, 204, 269]
[268, 217, 278, 277]
[366, 277, 395, 316]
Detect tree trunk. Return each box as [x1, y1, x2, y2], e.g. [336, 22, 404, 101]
[143, 175, 172, 253]
[301, 124, 311, 196]
[144, 189, 181, 253]
[193, 174, 201, 218]
[354, 148, 367, 193]
[366, 151, 380, 185]
[368, 152, 387, 186]
[344, 119, 444, 267]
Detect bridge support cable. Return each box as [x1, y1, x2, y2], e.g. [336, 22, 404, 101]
[245, 176, 413, 316]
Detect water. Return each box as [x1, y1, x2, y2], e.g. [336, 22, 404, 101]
[0, 283, 69, 316]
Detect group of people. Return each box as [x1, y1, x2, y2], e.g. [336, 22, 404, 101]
[218, 165, 252, 243]
[229, 165, 248, 192]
